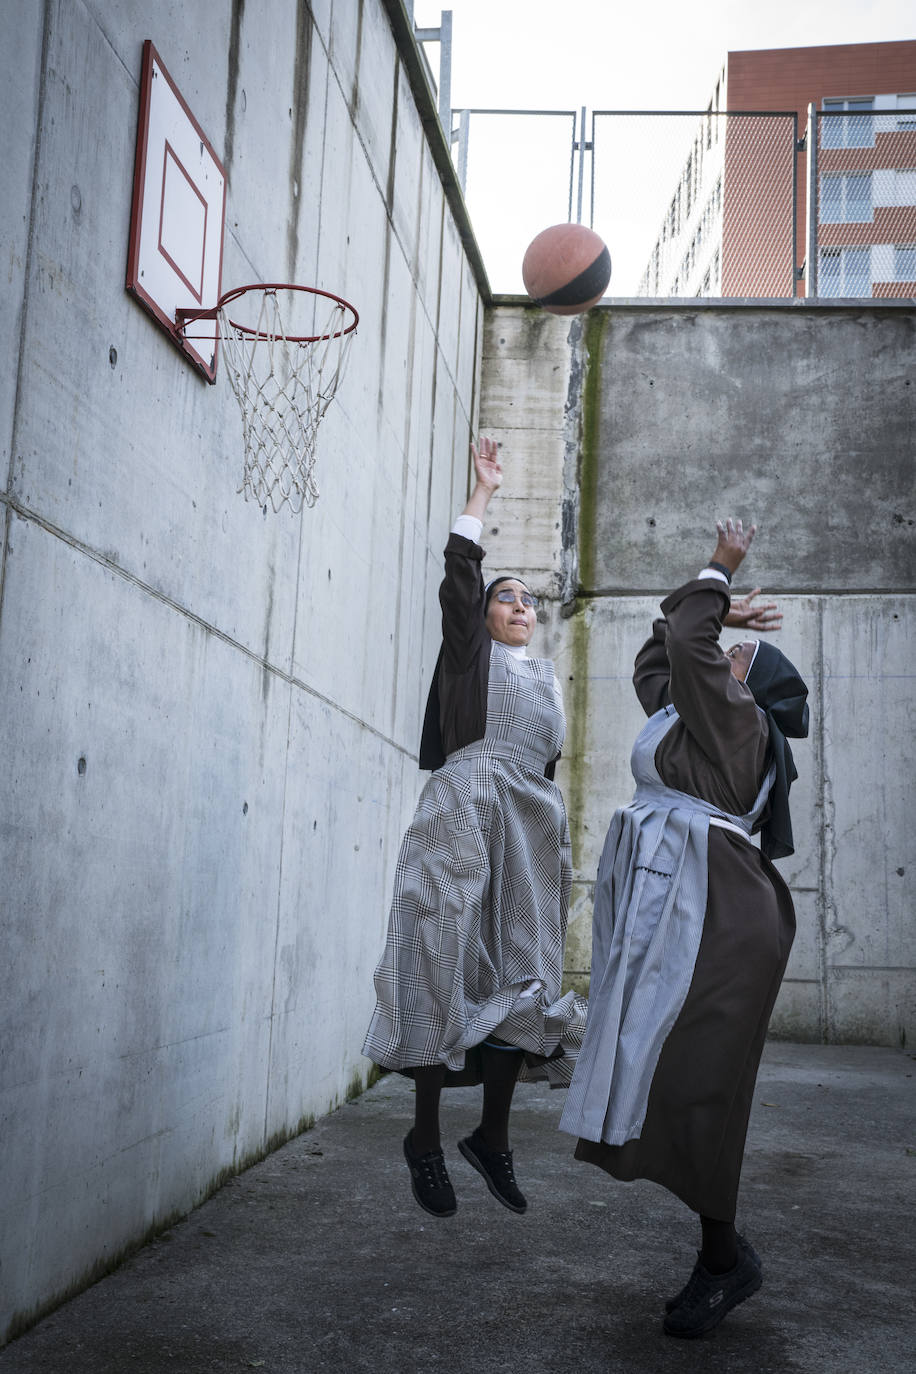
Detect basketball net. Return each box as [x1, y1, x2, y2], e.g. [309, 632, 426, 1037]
[217, 289, 355, 514]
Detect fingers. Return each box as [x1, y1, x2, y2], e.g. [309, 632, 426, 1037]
[471, 435, 502, 491]
[742, 591, 779, 614]
[717, 518, 756, 541]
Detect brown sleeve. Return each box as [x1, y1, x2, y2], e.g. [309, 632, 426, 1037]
[633, 618, 671, 717]
[660, 578, 766, 771]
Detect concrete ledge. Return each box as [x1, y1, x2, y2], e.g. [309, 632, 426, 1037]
[494, 294, 916, 309]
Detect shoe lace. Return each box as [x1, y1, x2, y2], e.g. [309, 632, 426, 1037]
[417, 1152, 450, 1189]
[677, 1260, 711, 1312]
[485, 1148, 517, 1185]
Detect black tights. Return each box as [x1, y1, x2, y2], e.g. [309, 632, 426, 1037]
[411, 1042, 523, 1155]
[699, 1216, 737, 1273]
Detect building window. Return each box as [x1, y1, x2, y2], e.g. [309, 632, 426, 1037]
[895, 244, 916, 280]
[822, 97, 874, 148]
[821, 172, 872, 223]
[819, 246, 871, 296]
[897, 95, 916, 131]
[896, 168, 916, 205]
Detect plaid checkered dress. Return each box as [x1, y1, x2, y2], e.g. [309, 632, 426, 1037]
[363, 643, 585, 1086]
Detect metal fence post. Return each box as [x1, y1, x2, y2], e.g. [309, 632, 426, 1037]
[413, 10, 452, 134]
[792, 112, 800, 297]
[806, 103, 818, 297]
[437, 11, 452, 133]
[456, 108, 469, 192]
[576, 106, 588, 224]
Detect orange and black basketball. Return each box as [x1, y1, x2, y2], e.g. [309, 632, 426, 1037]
[521, 223, 611, 315]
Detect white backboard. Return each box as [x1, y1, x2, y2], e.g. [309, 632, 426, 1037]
[126, 41, 226, 382]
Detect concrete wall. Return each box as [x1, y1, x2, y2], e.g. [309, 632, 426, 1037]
[0, 0, 483, 1343]
[480, 302, 915, 1050]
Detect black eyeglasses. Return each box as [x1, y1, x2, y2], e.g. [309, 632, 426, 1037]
[493, 589, 538, 609]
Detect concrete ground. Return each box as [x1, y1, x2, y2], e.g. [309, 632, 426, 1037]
[1, 1043, 913, 1374]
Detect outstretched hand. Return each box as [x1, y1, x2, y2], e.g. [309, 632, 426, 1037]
[711, 517, 756, 576]
[471, 436, 502, 493]
[724, 588, 783, 633]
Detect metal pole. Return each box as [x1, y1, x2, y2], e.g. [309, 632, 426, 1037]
[589, 110, 596, 228]
[576, 106, 587, 224]
[567, 116, 575, 222]
[437, 11, 452, 134]
[791, 112, 798, 298]
[805, 103, 818, 297]
[457, 108, 469, 192]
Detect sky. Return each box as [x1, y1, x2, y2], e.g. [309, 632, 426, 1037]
[411, 0, 916, 292]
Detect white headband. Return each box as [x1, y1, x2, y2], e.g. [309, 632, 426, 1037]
[746, 640, 762, 677]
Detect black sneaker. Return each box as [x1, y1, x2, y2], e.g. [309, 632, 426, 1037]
[458, 1130, 527, 1214]
[665, 1233, 761, 1313]
[402, 1132, 457, 1217]
[663, 1237, 763, 1338]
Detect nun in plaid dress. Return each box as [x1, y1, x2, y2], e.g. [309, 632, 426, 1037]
[363, 438, 585, 1219]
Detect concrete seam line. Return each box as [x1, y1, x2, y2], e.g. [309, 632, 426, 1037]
[0, 493, 417, 762]
[7, 1, 53, 497]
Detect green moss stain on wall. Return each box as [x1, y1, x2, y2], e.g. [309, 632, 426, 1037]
[561, 599, 594, 998]
[559, 308, 608, 995]
[564, 306, 607, 862]
[577, 308, 607, 595]
[563, 600, 590, 871]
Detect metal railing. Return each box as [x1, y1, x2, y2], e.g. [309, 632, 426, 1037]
[447, 105, 916, 300]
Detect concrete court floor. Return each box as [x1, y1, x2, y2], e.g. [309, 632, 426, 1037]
[1, 1042, 913, 1374]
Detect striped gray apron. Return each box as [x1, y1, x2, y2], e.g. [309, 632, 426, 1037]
[559, 704, 774, 1145]
[364, 643, 585, 1083]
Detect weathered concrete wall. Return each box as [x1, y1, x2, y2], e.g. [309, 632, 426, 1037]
[0, 0, 482, 1343]
[480, 303, 915, 1051]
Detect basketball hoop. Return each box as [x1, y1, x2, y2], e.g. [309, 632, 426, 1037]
[178, 283, 359, 514]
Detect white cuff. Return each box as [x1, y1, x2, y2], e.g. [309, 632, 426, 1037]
[698, 568, 730, 586]
[452, 514, 483, 542]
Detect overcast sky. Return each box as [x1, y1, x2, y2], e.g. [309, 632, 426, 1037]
[413, 0, 915, 111]
[411, 0, 915, 292]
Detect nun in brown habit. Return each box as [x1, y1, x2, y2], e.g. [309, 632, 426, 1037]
[559, 518, 809, 1339]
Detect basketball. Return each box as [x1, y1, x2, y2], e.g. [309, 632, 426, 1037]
[521, 223, 611, 315]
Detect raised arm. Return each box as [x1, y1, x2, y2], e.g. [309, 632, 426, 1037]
[661, 519, 767, 768]
[439, 437, 502, 674]
[633, 620, 671, 717]
[713, 517, 782, 632]
[461, 435, 502, 521]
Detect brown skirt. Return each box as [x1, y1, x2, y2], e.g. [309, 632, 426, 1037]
[575, 830, 795, 1221]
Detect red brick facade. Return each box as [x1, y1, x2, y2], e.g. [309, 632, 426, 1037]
[724, 40, 916, 298]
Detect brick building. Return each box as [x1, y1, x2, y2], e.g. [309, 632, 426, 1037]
[638, 39, 916, 298]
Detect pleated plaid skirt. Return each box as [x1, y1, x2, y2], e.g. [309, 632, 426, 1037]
[363, 645, 585, 1086]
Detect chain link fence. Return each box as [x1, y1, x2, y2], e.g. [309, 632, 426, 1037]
[590, 111, 798, 298]
[809, 107, 916, 297]
[451, 106, 916, 299]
